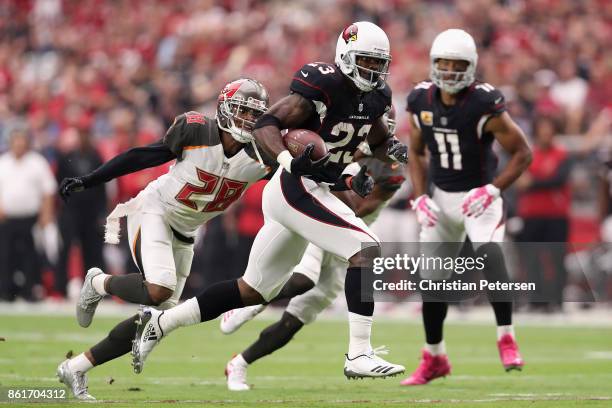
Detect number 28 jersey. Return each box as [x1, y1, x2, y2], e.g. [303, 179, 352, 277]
[290, 62, 392, 178]
[143, 112, 272, 237]
[407, 81, 506, 192]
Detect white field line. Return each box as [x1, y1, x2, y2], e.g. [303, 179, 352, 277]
[585, 351, 612, 359]
[1, 301, 611, 328]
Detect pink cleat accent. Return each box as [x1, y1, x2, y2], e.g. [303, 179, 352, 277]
[497, 334, 524, 371]
[400, 350, 451, 386]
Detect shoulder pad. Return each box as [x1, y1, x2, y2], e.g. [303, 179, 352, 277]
[163, 112, 219, 158]
[375, 81, 392, 103]
[406, 82, 432, 112]
[290, 62, 342, 107]
[472, 82, 506, 116]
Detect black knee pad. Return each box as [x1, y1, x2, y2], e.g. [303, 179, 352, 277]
[106, 274, 154, 305]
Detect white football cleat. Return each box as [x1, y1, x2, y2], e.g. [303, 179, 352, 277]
[344, 346, 405, 379]
[220, 304, 266, 334]
[132, 307, 165, 374]
[56, 359, 95, 400]
[225, 356, 251, 391]
[76, 267, 105, 328]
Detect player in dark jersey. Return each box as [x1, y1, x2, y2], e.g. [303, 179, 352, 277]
[55, 78, 272, 400]
[402, 29, 532, 386]
[220, 110, 405, 390]
[132, 21, 408, 379]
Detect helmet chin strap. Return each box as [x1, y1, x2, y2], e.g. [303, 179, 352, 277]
[250, 140, 266, 168]
[350, 70, 376, 92]
[229, 124, 266, 168]
[230, 127, 253, 144]
[442, 84, 462, 94]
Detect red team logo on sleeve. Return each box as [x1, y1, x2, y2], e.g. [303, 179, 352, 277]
[185, 111, 206, 124]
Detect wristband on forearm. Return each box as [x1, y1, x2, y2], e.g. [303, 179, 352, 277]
[254, 114, 283, 130]
[277, 150, 293, 173]
[342, 162, 361, 177]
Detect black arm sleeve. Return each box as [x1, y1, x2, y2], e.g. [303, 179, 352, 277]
[528, 158, 572, 190]
[81, 141, 176, 188]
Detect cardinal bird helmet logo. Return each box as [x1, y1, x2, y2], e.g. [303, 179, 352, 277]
[342, 24, 358, 44]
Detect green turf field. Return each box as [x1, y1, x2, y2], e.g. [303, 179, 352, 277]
[0, 315, 611, 407]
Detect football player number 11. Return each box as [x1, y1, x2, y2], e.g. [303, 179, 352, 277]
[434, 131, 462, 170]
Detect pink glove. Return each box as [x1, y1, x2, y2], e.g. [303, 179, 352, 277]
[411, 195, 440, 227]
[462, 184, 500, 218]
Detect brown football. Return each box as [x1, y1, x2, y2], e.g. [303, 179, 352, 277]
[282, 129, 328, 160]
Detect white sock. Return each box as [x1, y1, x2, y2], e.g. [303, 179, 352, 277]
[347, 312, 373, 358]
[425, 340, 446, 356]
[233, 353, 249, 368]
[497, 325, 515, 340]
[159, 297, 201, 334]
[68, 353, 94, 373]
[91, 274, 108, 296]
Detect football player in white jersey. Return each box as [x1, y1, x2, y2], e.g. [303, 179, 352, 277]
[402, 29, 532, 385]
[132, 22, 407, 379]
[56, 78, 273, 400]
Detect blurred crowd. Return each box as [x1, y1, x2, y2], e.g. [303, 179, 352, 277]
[0, 0, 610, 304]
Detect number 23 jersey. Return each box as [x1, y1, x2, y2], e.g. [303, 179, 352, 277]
[290, 62, 392, 178]
[407, 81, 506, 192]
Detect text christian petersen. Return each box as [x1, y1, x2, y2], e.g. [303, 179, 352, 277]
[371, 254, 536, 292]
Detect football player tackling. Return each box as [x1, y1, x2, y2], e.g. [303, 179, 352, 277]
[402, 29, 532, 386]
[56, 79, 273, 399]
[132, 22, 408, 379]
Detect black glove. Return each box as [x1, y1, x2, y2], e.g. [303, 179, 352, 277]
[348, 166, 374, 198]
[387, 139, 408, 163]
[290, 144, 336, 183]
[59, 177, 85, 202]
